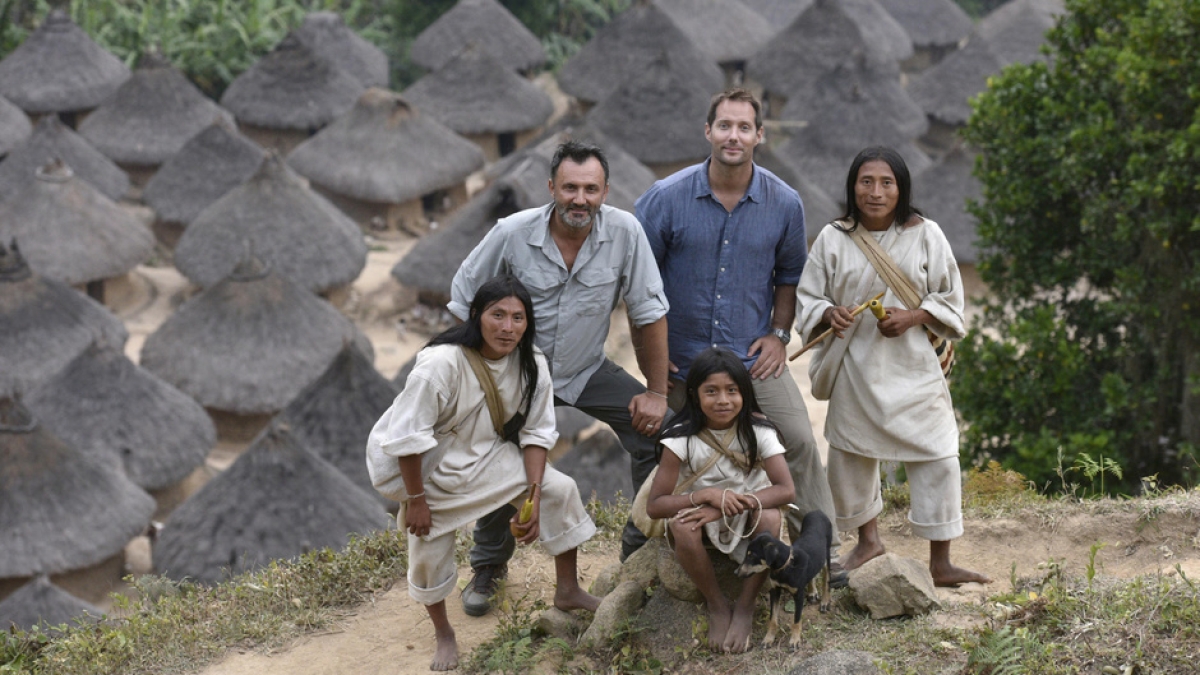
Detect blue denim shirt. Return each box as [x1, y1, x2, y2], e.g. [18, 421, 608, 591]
[635, 160, 807, 379]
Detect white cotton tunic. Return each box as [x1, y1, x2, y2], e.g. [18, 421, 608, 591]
[660, 424, 786, 560]
[366, 344, 579, 541]
[796, 219, 965, 463]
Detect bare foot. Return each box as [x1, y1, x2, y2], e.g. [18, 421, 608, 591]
[554, 585, 602, 613]
[722, 604, 755, 654]
[839, 540, 885, 571]
[931, 563, 992, 587]
[706, 605, 733, 651]
[430, 628, 458, 671]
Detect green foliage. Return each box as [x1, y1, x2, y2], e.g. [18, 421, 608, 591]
[963, 626, 1024, 675]
[957, 0, 1200, 492]
[462, 592, 573, 674]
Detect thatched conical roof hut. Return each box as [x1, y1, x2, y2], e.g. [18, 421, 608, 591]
[294, 11, 388, 89]
[840, 0, 912, 64]
[909, 32, 1005, 127]
[0, 397, 155, 579]
[173, 152, 366, 293]
[558, 1, 724, 106]
[287, 89, 484, 233]
[978, 0, 1064, 66]
[141, 120, 264, 238]
[0, 94, 31, 157]
[154, 422, 388, 585]
[0, 160, 153, 286]
[0, 240, 126, 394]
[0, 10, 130, 115]
[652, 0, 774, 66]
[740, 0, 810, 26]
[0, 115, 129, 203]
[0, 576, 101, 631]
[140, 256, 373, 416]
[219, 32, 364, 132]
[77, 51, 233, 168]
[410, 0, 544, 74]
[24, 341, 214, 492]
[877, 0, 972, 54]
[278, 344, 398, 503]
[913, 145, 981, 264]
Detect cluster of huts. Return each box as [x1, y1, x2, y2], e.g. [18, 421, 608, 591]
[1, 0, 1063, 633]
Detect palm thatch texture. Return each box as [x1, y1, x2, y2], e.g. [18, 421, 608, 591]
[0, 115, 129, 203]
[0, 9, 130, 115]
[652, 0, 775, 65]
[558, 0, 724, 105]
[740, 0, 812, 28]
[0, 94, 31, 157]
[140, 254, 373, 416]
[0, 159, 153, 285]
[978, 0, 1064, 66]
[219, 32, 364, 131]
[24, 341, 215, 492]
[877, 0, 972, 50]
[77, 50, 233, 167]
[401, 43, 553, 136]
[913, 146, 981, 264]
[153, 422, 389, 586]
[0, 396, 155, 578]
[410, 0, 544, 73]
[141, 120, 265, 227]
[0, 575, 102, 632]
[909, 32, 1005, 126]
[173, 152, 367, 293]
[0, 240, 126, 395]
[840, 0, 913, 64]
[287, 89, 485, 205]
[293, 11, 388, 89]
[278, 343, 398, 504]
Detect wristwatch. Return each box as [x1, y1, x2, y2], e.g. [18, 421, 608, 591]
[770, 327, 792, 345]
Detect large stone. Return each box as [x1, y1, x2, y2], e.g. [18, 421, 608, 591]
[848, 553, 940, 619]
[589, 561, 622, 597]
[787, 650, 884, 675]
[633, 586, 704, 665]
[618, 536, 665, 589]
[536, 606, 587, 642]
[658, 546, 744, 604]
[578, 580, 645, 648]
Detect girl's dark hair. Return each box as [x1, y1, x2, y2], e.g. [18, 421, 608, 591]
[427, 274, 539, 417]
[658, 347, 777, 470]
[840, 146, 922, 229]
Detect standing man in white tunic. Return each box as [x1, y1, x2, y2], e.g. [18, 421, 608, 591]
[450, 140, 670, 615]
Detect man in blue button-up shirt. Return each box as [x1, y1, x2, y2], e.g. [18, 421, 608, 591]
[635, 88, 840, 553]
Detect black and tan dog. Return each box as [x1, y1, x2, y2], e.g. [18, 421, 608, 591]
[735, 510, 833, 648]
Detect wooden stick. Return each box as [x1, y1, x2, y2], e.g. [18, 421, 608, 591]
[788, 291, 886, 361]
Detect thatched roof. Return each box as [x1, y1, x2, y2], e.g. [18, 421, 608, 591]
[0, 240, 126, 394]
[0, 10, 130, 114]
[77, 51, 233, 166]
[978, 0, 1064, 65]
[139, 256, 374, 415]
[653, 0, 775, 64]
[0, 396, 155, 577]
[24, 341, 214, 492]
[153, 422, 389, 585]
[909, 33, 1005, 125]
[0, 115, 129, 203]
[278, 344, 398, 503]
[410, 0, 544, 73]
[391, 120, 657, 297]
[877, 0, 972, 49]
[0, 160, 153, 285]
[841, 0, 913, 63]
[585, 54, 712, 166]
[287, 89, 485, 204]
[401, 44, 553, 135]
[173, 152, 367, 293]
[0, 94, 31, 156]
[141, 121, 265, 226]
[913, 145, 981, 264]
[293, 12, 389, 88]
[558, 1, 724, 105]
[0, 576, 102, 633]
[753, 145, 841, 239]
[740, 0, 811, 27]
[219, 32, 364, 130]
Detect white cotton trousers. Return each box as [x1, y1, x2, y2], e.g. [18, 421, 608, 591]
[827, 447, 963, 541]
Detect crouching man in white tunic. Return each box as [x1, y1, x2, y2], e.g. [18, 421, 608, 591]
[367, 274, 601, 671]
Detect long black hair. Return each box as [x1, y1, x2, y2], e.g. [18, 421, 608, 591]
[427, 274, 539, 417]
[658, 347, 778, 469]
[839, 146, 922, 229]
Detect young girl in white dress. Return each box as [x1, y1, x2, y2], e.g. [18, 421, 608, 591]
[645, 347, 795, 654]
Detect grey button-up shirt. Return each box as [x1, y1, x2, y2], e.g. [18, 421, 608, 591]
[449, 203, 669, 404]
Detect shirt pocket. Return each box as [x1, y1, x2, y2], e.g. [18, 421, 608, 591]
[573, 265, 620, 315]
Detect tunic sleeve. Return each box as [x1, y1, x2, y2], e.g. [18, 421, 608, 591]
[367, 348, 454, 459]
[796, 228, 837, 341]
[753, 425, 786, 462]
[915, 220, 966, 341]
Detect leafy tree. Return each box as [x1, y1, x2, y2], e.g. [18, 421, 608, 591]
[956, 0, 1200, 491]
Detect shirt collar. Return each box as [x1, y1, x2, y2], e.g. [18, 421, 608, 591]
[692, 158, 765, 205]
[526, 203, 614, 247]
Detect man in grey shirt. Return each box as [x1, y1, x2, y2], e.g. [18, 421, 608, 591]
[449, 140, 669, 616]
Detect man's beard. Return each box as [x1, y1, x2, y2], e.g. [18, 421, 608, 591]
[556, 203, 596, 230]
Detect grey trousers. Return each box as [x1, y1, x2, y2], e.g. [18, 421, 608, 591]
[470, 359, 658, 568]
[667, 369, 840, 546]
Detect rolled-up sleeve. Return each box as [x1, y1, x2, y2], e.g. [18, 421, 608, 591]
[370, 373, 444, 458]
[622, 225, 669, 327]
